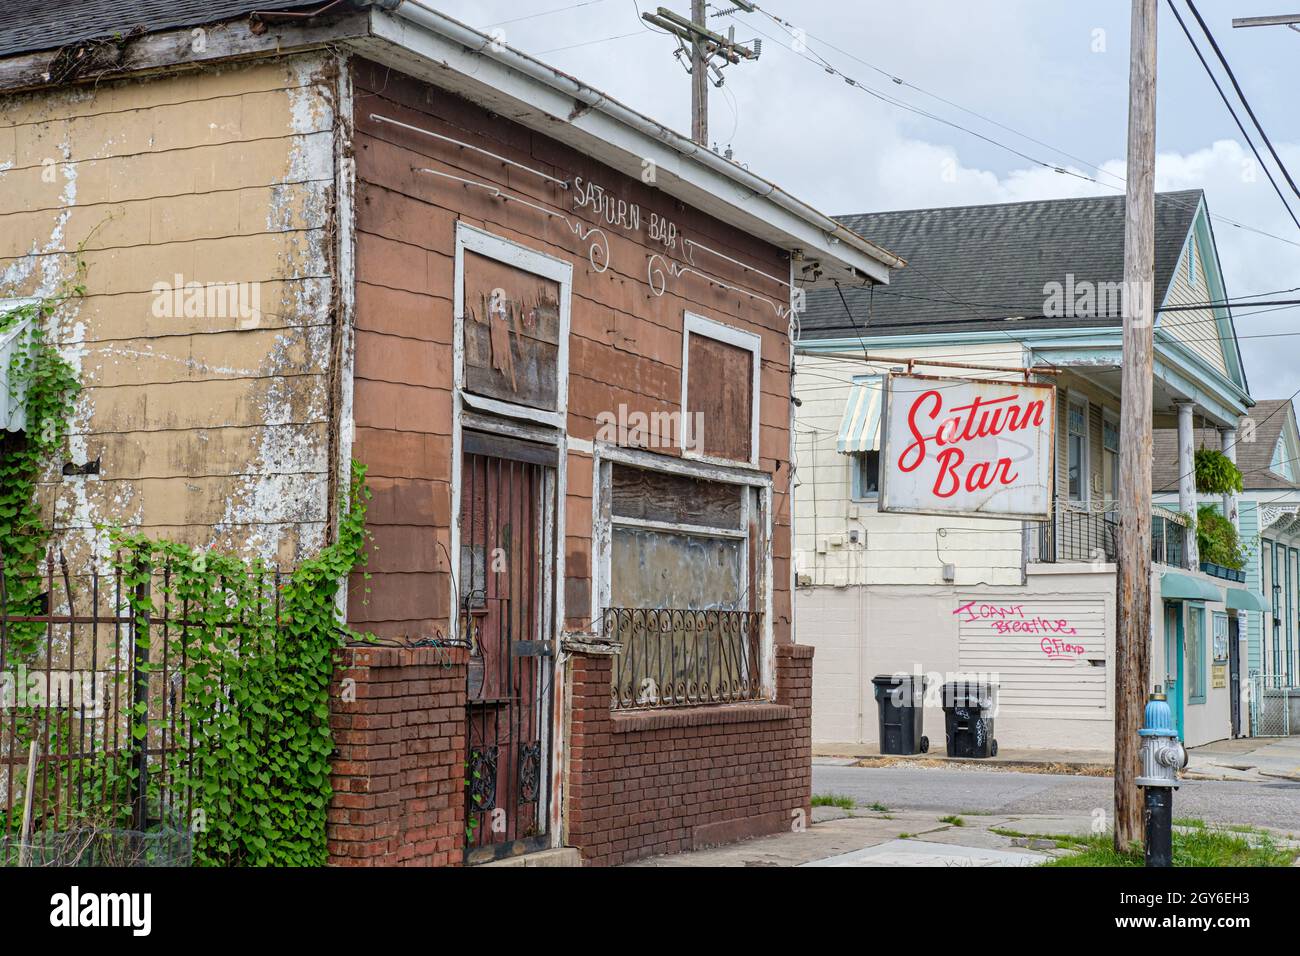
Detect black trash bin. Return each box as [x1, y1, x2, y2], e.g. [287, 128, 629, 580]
[870, 674, 929, 755]
[941, 681, 998, 758]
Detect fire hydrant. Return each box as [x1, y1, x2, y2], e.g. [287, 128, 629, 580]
[1136, 686, 1187, 867]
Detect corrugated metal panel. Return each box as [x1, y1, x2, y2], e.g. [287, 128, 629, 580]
[956, 598, 1107, 709]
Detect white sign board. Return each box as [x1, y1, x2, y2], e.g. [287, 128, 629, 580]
[879, 374, 1056, 520]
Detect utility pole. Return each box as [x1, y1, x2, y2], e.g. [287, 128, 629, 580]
[692, 0, 708, 145]
[1115, 0, 1158, 854]
[641, 3, 760, 146]
[1232, 13, 1300, 32]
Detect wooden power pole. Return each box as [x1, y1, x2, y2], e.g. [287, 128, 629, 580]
[1115, 0, 1159, 854]
[641, 3, 759, 146]
[691, 0, 709, 145]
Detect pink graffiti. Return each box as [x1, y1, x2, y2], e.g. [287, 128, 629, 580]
[955, 602, 1082, 656]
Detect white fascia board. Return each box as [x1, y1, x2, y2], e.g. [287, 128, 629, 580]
[354, 7, 899, 285]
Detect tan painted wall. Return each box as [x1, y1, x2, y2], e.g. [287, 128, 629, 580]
[0, 54, 342, 567]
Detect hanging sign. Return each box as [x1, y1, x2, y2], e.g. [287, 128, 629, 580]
[880, 374, 1056, 520]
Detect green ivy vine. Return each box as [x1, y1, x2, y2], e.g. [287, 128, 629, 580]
[0, 290, 82, 635]
[112, 460, 372, 867]
[2, 285, 375, 866]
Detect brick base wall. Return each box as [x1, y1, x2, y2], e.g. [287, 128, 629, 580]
[565, 643, 813, 866]
[327, 645, 468, 866]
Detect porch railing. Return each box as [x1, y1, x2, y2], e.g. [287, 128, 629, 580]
[1151, 507, 1189, 568]
[603, 607, 763, 711]
[1029, 505, 1191, 568]
[1032, 508, 1117, 563]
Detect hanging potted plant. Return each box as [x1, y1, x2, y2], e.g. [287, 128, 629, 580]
[1195, 504, 1248, 580]
[1194, 447, 1243, 496]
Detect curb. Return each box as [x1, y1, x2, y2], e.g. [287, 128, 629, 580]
[849, 754, 1112, 775]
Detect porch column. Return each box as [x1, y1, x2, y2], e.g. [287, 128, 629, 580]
[1177, 401, 1199, 568]
[1220, 423, 1240, 531]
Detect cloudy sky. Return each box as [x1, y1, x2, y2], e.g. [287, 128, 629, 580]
[432, 0, 1300, 405]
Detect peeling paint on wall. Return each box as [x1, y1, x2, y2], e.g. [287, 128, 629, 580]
[0, 54, 340, 568]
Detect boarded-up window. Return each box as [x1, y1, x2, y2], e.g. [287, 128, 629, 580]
[607, 464, 759, 612]
[683, 315, 759, 463]
[611, 463, 742, 529]
[955, 598, 1107, 709]
[462, 250, 561, 411]
[610, 528, 743, 609]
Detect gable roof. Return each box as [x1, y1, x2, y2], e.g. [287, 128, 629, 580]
[1152, 398, 1300, 493]
[800, 189, 1205, 339]
[0, 0, 318, 58]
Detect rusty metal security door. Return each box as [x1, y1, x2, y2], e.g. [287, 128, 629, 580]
[459, 431, 557, 864]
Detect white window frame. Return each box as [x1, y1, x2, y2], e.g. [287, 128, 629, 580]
[590, 442, 776, 698]
[1101, 408, 1120, 505]
[680, 312, 762, 468]
[1067, 393, 1091, 506]
[452, 222, 571, 431]
[450, 221, 572, 654]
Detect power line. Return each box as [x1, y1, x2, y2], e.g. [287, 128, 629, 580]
[1166, 0, 1300, 233]
[486, 0, 615, 28]
[1185, 0, 1300, 204]
[724, 2, 1300, 250]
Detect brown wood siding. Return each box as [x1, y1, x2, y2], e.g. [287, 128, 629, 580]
[348, 59, 793, 643]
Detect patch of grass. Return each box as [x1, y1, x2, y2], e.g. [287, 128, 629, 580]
[866, 801, 890, 812]
[1045, 828, 1297, 867]
[898, 832, 914, 840]
[810, 793, 855, 810]
[940, 815, 966, 827]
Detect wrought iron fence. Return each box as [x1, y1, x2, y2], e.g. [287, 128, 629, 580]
[0, 548, 284, 865]
[1032, 508, 1117, 563]
[603, 607, 764, 711]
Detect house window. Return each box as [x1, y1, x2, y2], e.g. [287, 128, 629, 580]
[598, 452, 770, 710]
[853, 450, 880, 499]
[681, 313, 761, 466]
[1271, 437, 1296, 482]
[1102, 415, 1120, 506]
[454, 223, 571, 429]
[1067, 396, 1089, 503]
[1187, 604, 1206, 704]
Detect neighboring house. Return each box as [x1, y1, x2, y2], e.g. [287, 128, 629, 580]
[794, 190, 1258, 752]
[1154, 398, 1300, 734]
[0, 1, 903, 865]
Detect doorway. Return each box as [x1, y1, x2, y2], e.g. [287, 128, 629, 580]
[459, 430, 558, 864]
[1162, 601, 1185, 739]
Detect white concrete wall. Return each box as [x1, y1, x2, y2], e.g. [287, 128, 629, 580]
[801, 563, 1234, 753]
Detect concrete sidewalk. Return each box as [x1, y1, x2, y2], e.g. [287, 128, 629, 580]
[1186, 736, 1300, 782]
[625, 804, 1300, 867]
[625, 808, 1095, 867]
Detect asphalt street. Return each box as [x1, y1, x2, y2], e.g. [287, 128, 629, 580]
[812, 763, 1300, 833]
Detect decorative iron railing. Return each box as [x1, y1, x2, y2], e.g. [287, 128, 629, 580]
[1030, 505, 1191, 569]
[0, 548, 294, 865]
[1151, 507, 1189, 568]
[1032, 508, 1117, 563]
[603, 608, 763, 711]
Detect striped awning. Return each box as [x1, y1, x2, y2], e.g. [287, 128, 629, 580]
[836, 380, 883, 455]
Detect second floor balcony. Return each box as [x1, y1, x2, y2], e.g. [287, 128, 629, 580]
[1029, 502, 1191, 569]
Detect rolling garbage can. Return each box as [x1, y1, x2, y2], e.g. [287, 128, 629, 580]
[871, 674, 929, 755]
[941, 680, 998, 758]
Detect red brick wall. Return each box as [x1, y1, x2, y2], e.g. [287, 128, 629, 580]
[328, 645, 468, 866]
[565, 644, 813, 866]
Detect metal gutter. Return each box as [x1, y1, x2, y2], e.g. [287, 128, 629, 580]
[373, 0, 904, 276]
